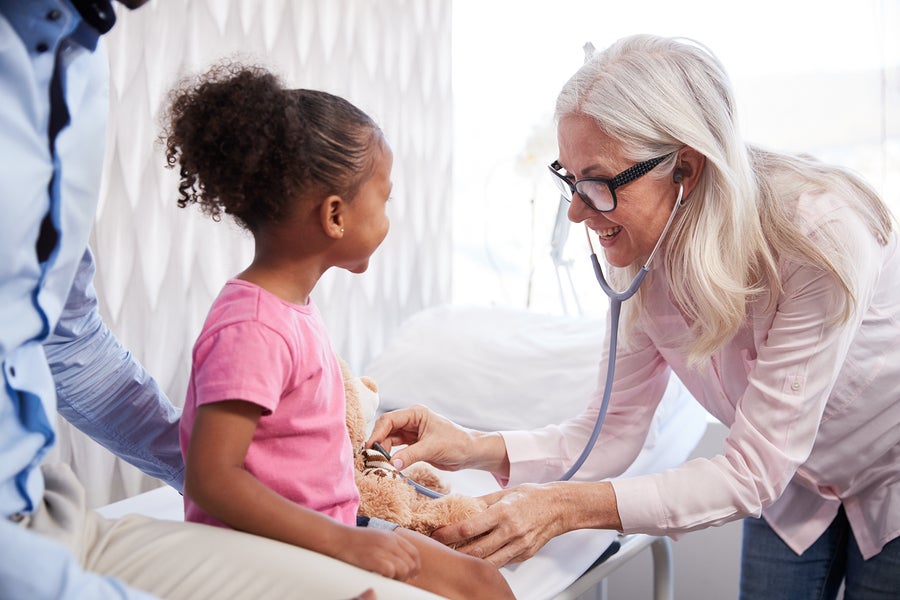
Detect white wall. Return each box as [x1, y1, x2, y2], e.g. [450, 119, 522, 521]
[54, 0, 455, 507]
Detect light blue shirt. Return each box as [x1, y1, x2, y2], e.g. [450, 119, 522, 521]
[1, 0, 182, 597]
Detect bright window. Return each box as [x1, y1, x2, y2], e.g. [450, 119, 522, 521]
[452, 0, 900, 315]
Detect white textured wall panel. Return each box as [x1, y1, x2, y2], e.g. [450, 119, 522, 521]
[53, 0, 453, 506]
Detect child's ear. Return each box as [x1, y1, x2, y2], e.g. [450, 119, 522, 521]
[320, 194, 346, 239]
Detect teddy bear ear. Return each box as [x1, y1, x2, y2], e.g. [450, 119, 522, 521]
[359, 375, 378, 393]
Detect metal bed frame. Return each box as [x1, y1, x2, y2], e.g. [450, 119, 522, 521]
[553, 534, 674, 600]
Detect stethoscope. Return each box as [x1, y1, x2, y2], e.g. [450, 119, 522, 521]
[378, 181, 686, 495]
[559, 180, 685, 480]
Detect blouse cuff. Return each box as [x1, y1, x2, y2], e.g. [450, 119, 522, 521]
[499, 429, 566, 487]
[612, 475, 669, 535]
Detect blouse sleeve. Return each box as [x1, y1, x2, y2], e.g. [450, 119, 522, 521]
[502, 312, 672, 486]
[613, 199, 884, 535]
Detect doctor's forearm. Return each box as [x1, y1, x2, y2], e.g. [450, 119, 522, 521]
[554, 481, 623, 533]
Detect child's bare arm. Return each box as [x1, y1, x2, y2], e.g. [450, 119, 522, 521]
[395, 528, 515, 600]
[185, 400, 421, 580]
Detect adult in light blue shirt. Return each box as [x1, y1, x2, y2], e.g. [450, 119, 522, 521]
[0, 2, 433, 598]
[0, 0, 182, 596]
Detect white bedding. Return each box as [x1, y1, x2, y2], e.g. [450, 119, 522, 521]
[365, 304, 706, 599]
[99, 304, 707, 599]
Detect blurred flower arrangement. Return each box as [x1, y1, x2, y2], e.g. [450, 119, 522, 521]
[512, 116, 568, 308]
[514, 116, 558, 180]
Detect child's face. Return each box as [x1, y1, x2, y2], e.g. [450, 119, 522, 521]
[339, 143, 393, 274]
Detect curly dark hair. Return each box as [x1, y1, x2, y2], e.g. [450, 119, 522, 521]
[161, 61, 383, 232]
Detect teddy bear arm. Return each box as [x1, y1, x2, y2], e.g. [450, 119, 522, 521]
[407, 494, 487, 538]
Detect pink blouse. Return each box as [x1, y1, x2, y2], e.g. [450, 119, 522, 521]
[502, 190, 900, 559]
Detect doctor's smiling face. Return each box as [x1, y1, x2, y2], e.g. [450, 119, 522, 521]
[557, 113, 678, 269]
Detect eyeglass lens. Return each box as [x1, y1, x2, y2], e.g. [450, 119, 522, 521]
[549, 172, 614, 212]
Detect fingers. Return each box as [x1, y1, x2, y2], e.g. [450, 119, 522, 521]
[365, 406, 437, 470]
[382, 442, 417, 472]
[478, 525, 543, 567]
[365, 413, 397, 450]
[347, 529, 421, 581]
[388, 529, 422, 579]
[430, 505, 497, 547]
[451, 510, 538, 567]
[366, 406, 487, 472]
[433, 486, 554, 568]
[366, 407, 426, 451]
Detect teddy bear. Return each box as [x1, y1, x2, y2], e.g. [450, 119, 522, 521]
[339, 357, 485, 537]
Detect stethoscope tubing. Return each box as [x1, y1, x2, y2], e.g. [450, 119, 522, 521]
[398, 183, 685, 494]
[559, 183, 684, 481]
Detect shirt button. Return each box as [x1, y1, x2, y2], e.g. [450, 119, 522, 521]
[36, 42, 50, 53]
[47, 9, 62, 20]
[7, 366, 15, 378]
[791, 382, 801, 391]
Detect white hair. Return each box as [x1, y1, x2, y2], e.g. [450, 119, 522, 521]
[555, 34, 893, 366]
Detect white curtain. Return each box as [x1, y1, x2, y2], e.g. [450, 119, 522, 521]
[51, 0, 454, 508]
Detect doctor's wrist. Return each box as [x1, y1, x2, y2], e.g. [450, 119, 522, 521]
[466, 430, 510, 476]
[553, 481, 623, 533]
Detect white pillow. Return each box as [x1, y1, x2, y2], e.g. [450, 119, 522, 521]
[364, 304, 606, 431]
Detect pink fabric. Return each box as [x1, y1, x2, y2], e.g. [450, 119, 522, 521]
[180, 280, 359, 527]
[503, 190, 900, 559]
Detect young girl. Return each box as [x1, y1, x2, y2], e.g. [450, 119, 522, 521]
[164, 62, 514, 600]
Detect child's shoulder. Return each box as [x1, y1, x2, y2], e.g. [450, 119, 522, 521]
[211, 279, 266, 316]
[197, 279, 270, 334]
[200, 279, 316, 339]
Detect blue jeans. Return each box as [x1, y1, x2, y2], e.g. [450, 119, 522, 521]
[740, 506, 900, 600]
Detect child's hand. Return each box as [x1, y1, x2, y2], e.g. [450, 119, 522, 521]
[336, 528, 421, 581]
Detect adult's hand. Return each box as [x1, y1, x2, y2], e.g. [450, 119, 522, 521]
[366, 405, 508, 474]
[431, 481, 622, 567]
[328, 526, 422, 581]
[335, 528, 421, 581]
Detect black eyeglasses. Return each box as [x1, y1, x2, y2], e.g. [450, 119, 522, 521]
[548, 153, 673, 212]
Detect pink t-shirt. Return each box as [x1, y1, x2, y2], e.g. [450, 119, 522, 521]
[179, 280, 359, 527]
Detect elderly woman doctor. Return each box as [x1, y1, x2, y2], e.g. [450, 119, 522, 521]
[369, 34, 900, 600]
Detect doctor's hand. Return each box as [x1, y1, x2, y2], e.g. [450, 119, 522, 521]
[431, 481, 623, 567]
[366, 405, 509, 474]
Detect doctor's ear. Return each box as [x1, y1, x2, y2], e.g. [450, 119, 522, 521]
[673, 147, 705, 198]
